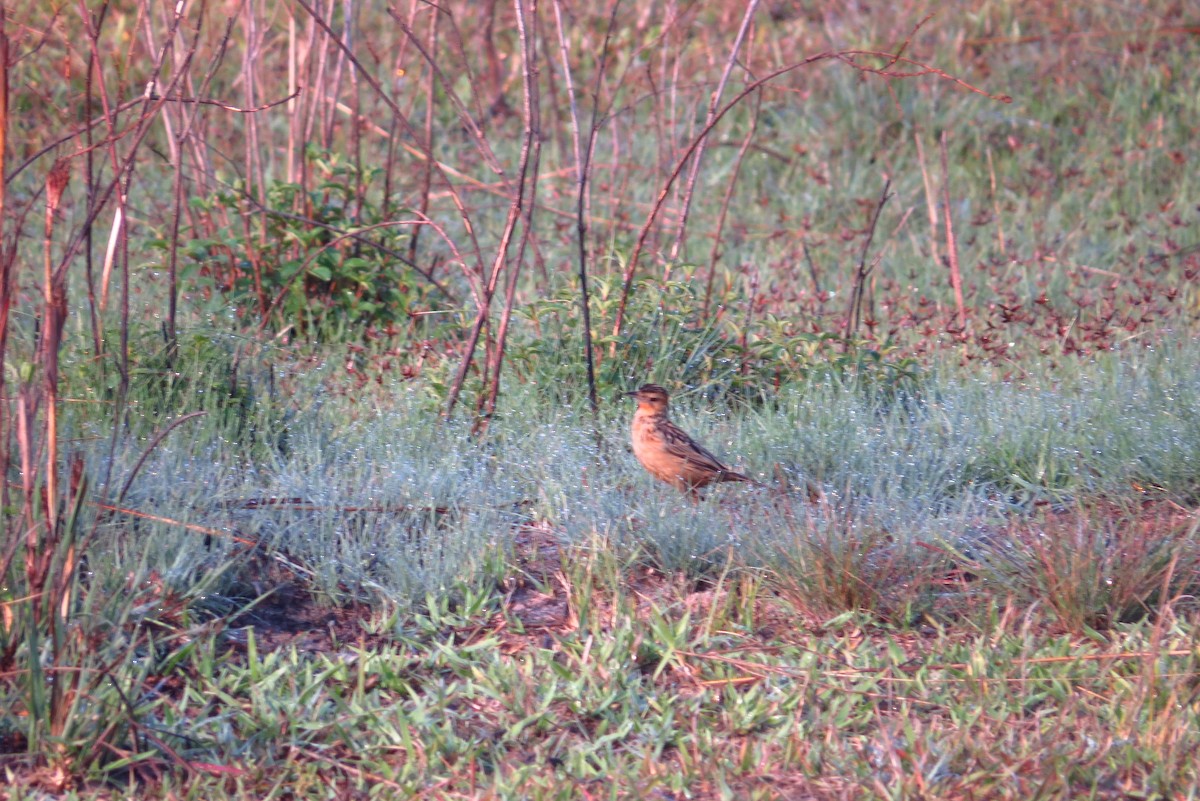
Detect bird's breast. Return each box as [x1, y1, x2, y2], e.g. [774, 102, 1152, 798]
[630, 412, 665, 456]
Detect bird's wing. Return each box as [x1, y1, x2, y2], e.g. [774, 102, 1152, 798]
[659, 421, 732, 473]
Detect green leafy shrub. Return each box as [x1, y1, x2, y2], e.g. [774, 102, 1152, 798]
[159, 148, 441, 337]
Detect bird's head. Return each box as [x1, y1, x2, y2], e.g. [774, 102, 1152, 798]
[625, 384, 670, 414]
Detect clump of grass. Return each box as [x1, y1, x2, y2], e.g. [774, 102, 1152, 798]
[755, 494, 955, 624]
[969, 501, 1200, 634]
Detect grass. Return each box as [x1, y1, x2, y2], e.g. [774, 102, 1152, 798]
[5, 570, 1199, 798]
[6, 341, 1200, 797]
[3, 0, 1200, 797]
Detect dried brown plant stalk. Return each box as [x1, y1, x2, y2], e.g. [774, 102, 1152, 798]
[940, 130, 967, 332]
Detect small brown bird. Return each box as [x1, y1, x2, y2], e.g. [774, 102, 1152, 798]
[625, 384, 753, 495]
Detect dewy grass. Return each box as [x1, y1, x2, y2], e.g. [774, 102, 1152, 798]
[973, 501, 1200, 633]
[74, 340, 1200, 610]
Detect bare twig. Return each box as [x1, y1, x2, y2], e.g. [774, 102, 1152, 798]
[163, 4, 230, 356]
[553, 0, 621, 418]
[389, 10, 508, 179]
[986, 146, 1005, 257]
[479, 0, 543, 428]
[448, 0, 547, 424]
[667, 0, 760, 269]
[913, 129, 939, 267]
[837, 49, 1013, 104]
[0, 6, 12, 523]
[296, 0, 486, 279]
[114, 412, 208, 508]
[91, 502, 257, 546]
[844, 179, 892, 345]
[802, 240, 822, 296]
[157, 88, 300, 112]
[704, 87, 761, 322]
[612, 52, 836, 351]
[409, 4, 440, 263]
[740, 264, 759, 375]
[41, 159, 71, 534]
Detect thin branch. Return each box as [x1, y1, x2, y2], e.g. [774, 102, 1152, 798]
[667, 0, 760, 269]
[408, 3, 439, 263]
[704, 86, 761, 322]
[388, 9, 508, 179]
[114, 412, 208, 507]
[612, 52, 836, 350]
[479, 0, 543, 428]
[156, 87, 300, 112]
[843, 179, 892, 346]
[553, 0, 620, 418]
[294, 0, 486, 274]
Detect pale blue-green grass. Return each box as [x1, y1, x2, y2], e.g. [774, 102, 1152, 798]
[58, 336, 1199, 620]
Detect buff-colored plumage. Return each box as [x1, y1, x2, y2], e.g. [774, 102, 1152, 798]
[625, 384, 752, 495]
